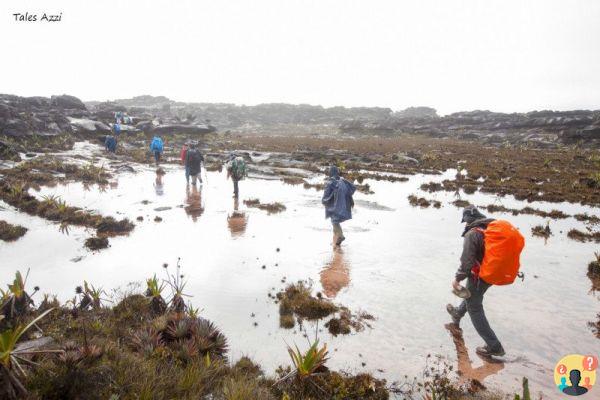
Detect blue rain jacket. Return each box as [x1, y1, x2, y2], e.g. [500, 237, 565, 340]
[321, 166, 356, 223]
[150, 137, 164, 153]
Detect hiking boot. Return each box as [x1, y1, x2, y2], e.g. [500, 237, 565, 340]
[475, 345, 505, 357]
[446, 304, 462, 326]
[335, 235, 346, 246]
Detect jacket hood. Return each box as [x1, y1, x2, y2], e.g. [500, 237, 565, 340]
[462, 218, 495, 237]
[329, 165, 340, 179]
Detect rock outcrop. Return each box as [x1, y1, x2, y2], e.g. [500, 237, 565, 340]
[340, 108, 600, 147]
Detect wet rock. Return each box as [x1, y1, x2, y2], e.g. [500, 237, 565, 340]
[69, 117, 111, 134]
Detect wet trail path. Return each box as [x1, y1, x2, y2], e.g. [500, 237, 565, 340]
[1, 143, 598, 398]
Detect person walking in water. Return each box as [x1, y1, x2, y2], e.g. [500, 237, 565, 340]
[446, 206, 525, 357]
[226, 153, 247, 198]
[321, 165, 356, 247]
[104, 135, 117, 153]
[185, 143, 204, 185]
[149, 136, 164, 166]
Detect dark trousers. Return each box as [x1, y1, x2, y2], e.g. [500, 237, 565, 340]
[456, 276, 502, 351]
[233, 179, 239, 197]
[154, 151, 161, 164]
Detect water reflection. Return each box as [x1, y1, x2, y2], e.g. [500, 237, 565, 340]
[154, 173, 164, 196]
[184, 184, 204, 222]
[227, 197, 247, 237]
[445, 324, 504, 384]
[320, 248, 350, 298]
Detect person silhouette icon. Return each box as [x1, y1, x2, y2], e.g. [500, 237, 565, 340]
[558, 376, 568, 391]
[582, 376, 592, 390]
[562, 369, 588, 396]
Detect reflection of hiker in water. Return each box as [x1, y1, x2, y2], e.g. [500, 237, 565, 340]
[227, 197, 247, 237]
[321, 166, 356, 247]
[149, 136, 164, 166]
[320, 248, 350, 298]
[226, 153, 247, 198]
[184, 183, 203, 222]
[446, 206, 525, 358]
[185, 143, 204, 186]
[563, 370, 588, 395]
[154, 173, 164, 196]
[444, 323, 504, 384]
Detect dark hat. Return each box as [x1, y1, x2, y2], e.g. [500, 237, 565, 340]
[461, 206, 486, 223]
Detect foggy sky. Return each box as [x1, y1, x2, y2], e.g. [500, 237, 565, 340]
[2, 0, 600, 114]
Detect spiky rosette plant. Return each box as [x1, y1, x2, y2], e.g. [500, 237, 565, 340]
[163, 259, 191, 313]
[145, 274, 167, 316]
[0, 270, 38, 325]
[158, 314, 228, 360]
[130, 328, 164, 357]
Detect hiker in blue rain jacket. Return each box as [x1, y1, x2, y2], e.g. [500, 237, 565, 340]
[149, 136, 164, 166]
[321, 165, 356, 247]
[104, 135, 117, 153]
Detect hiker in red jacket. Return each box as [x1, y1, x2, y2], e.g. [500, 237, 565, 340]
[181, 143, 189, 183]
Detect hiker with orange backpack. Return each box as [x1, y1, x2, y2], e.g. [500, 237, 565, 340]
[446, 206, 525, 357]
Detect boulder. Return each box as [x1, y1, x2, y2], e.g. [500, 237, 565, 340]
[50, 95, 87, 110]
[69, 118, 111, 134]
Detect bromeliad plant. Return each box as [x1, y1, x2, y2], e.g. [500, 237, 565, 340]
[145, 274, 167, 316]
[75, 281, 110, 311]
[0, 309, 59, 400]
[163, 258, 191, 313]
[0, 270, 38, 325]
[286, 338, 329, 380]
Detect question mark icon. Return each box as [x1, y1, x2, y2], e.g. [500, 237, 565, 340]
[582, 355, 598, 371]
[557, 364, 567, 374]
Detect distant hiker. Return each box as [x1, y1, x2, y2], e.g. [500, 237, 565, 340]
[113, 122, 121, 137]
[149, 136, 164, 165]
[185, 143, 204, 185]
[321, 166, 356, 247]
[181, 142, 190, 181]
[104, 135, 117, 153]
[446, 206, 525, 357]
[226, 153, 247, 198]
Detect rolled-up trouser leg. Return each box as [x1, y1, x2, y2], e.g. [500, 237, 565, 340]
[465, 277, 502, 351]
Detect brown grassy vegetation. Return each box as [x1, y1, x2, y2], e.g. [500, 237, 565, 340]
[229, 135, 600, 206]
[0, 220, 27, 241]
[0, 156, 111, 186]
[408, 195, 441, 208]
[243, 198, 287, 214]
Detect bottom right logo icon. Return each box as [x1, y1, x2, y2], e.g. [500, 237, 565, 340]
[554, 354, 597, 396]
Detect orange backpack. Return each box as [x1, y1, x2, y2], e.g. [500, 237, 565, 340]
[475, 220, 525, 285]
